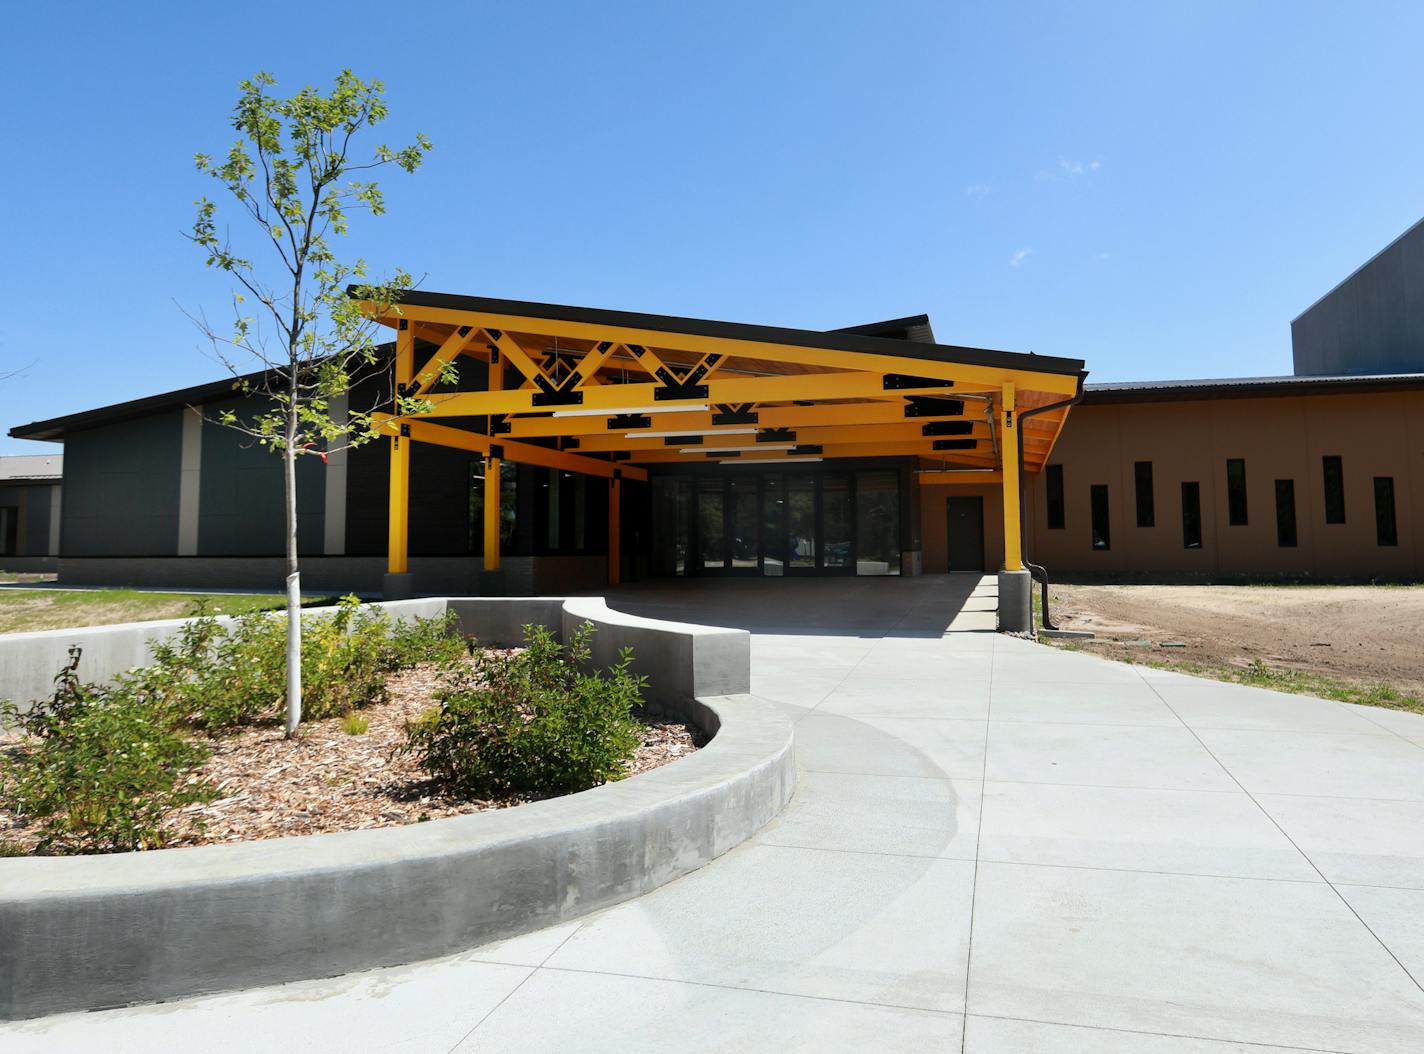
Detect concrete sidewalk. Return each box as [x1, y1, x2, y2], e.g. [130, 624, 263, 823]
[4, 575, 1424, 1052]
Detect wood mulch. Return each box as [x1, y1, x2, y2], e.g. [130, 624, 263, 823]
[0, 661, 704, 855]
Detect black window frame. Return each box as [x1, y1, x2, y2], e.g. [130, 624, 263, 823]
[1226, 458, 1248, 526]
[1045, 463, 1065, 530]
[1274, 479, 1297, 548]
[1374, 476, 1398, 547]
[1181, 481, 1202, 549]
[1322, 455, 1346, 524]
[1134, 460, 1155, 528]
[1089, 484, 1111, 551]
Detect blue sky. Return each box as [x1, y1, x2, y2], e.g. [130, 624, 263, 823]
[3, 1, 1422, 453]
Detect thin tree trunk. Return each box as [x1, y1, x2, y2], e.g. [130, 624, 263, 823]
[283, 410, 302, 737]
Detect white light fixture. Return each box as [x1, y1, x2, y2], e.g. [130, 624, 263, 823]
[720, 456, 823, 465]
[679, 444, 794, 454]
[552, 404, 710, 418]
[629, 428, 758, 439]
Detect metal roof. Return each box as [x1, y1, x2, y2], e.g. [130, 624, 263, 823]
[1082, 372, 1424, 404]
[0, 453, 63, 480]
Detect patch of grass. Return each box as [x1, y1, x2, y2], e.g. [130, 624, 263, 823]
[342, 713, 370, 735]
[0, 589, 335, 635]
[1039, 637, 1424, 716]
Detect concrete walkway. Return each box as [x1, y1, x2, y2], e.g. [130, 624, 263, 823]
[5, 575, 1424, 1052]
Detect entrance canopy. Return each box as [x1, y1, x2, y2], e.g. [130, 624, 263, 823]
[355, 289, 1087, 582]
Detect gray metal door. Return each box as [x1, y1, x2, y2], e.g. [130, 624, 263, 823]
[946, 496, 984, 572]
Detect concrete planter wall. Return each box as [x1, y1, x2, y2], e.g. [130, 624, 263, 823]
[0, 598, 791, 1021]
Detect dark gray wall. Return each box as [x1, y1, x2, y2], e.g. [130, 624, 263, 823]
[197, 400, 326, 556]
[62, 413, 182, 556]
[0, 482, 57, 557]
[1293, 217, 1424, 376]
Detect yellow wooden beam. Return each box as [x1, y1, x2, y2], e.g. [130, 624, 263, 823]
[916, 471, 1004, 486]
[363, 301, 1081, 396]
[388, 432, 410, 574]
[483, 455, 501, 572]
[373, 415, 649, 482]
[570, 421, 1052, 454]
[608, 476, 621, 585]
[411, 369, 969, 420]
[1001, 383, 1023, 571]
[413, 325, 479, 395]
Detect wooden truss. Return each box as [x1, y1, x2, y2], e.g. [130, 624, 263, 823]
[357, 292, 1086, 583]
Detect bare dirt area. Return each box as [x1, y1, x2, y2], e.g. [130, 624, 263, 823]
[1048, 583, 1424, 698]
[0, 663, 703, 854]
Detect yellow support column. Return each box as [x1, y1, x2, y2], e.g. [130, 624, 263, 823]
[483, 455, 502, 573]
[608, 475, 621, 585]
[387, 432, 410, 574]
[1001, 383, 1022, 571]
[384, 323, 416, 599]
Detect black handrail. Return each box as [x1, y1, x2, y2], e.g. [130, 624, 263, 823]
[1025, 562, 1057, 631]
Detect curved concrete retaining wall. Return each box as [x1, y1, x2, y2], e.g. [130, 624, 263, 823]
[0, 595, 750, 716]
[0, 599, 781, 1020]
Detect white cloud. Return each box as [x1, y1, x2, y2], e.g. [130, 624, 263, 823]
[1009, 247, 1033, 268]
[1057, 157, 1101, 178]
[965, 183, 991, 199]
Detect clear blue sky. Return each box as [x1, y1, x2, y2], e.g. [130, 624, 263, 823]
[3, 0, 1422, 453]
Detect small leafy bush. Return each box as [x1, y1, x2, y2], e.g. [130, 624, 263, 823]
[401, 622, 644, 797]
[342, 713, 370, 736]
[147, 597, 467, 730]
[380, 610, 469, 670]
[0, 648, 214, 854]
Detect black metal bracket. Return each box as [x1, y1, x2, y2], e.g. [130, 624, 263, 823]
[653, 381, 710, 401]
[922, 421, 974, 437]
[933, 438, 977, 451]
[712, 403, 758, 425]
[489, 414, 511, 435]
[758, 428, 796, 443]
[399, 423, 411, 438]
[903, 397, 966, 419]
[884, 374, 954, 391]
[489, 443, 504, 459]
[672, 435, 701, 446]
[609, 414, 652, 429]
[791, 444, 823, 455]
[531, 388, 584, 407]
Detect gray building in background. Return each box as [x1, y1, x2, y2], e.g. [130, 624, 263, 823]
[1293, 216, 1424, 376]
[0, 454, 62, 573]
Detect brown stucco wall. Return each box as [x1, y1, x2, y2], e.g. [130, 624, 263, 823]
[1014, 389, 1424, 580]
[920, 483, 1006, 573]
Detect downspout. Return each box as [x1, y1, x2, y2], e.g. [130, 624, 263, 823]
[1015, 372, 1087, 633]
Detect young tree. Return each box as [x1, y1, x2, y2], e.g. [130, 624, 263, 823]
[189, 70, 432, 736]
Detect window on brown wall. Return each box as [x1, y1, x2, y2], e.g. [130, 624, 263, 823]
[1181, 482, 1202, 549]
[1322, 456, 1346, 524]
[1090, 485, 1110, 550]
[1134, 461, 1154, 527]
[1046, 464, 1065, 529]
[1275, 480, 1297, 548]
[1226, 459, 1248, 526]
[1375, 477, 1398, 547]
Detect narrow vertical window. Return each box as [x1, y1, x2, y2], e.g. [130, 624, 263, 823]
[1134, 461, 1155, 527]
[1322, 455, 1346, 524]
[1226, 459, 1248, 526]
[1182, 481, 1202, 549]
[1090, 485, 1110, 550]
[1275, 479, 1297, 548]
[1046, 464, 1065, 530]
[1375, 477, 1398, 547]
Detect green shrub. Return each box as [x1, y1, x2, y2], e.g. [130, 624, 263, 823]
[0, 648, 214, 854]
[380, 609, 469, 670]
[342, 713, 370, 735]
[147, 597, 467, 730]
[401, 622, 644, 797]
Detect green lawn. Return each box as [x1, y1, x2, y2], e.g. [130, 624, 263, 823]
[0, 589, 334, 634]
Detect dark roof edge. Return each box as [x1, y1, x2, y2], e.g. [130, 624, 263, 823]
[1082, 373, 1424, 406]
[360, 288, 1086, 377]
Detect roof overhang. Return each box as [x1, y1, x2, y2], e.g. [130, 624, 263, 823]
[354, 289, 1087, 475]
